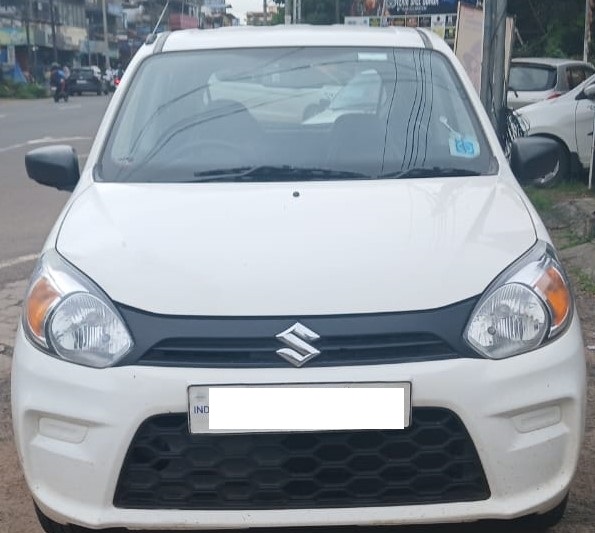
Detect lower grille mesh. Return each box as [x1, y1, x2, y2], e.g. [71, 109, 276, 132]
[114, 408, 489, 510]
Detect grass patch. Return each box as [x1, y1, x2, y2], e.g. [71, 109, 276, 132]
[571, 267, 595, 295]
[558, 232, 592, 250]
[0, 80, 48, 99]
[524, 181, 595, 213]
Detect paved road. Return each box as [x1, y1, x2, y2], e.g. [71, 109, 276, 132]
[0, 95, 110, 285]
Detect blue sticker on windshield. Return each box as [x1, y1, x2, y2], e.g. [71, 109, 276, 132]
[449, 135, 480, 159]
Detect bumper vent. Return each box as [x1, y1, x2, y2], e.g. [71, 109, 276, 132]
[114, 408, 489, 510]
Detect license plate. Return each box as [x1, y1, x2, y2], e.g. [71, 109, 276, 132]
[188, 383, 411, 434]
[76, 80, 85, 84]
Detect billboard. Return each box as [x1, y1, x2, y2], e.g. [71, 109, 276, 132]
[349, 0, 479, 17]
[454, 3, 483, 93]
[345, 1, 481, 45]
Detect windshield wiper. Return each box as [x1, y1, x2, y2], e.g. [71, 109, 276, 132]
[379, 167, 482, 179]
[191, 165, 369, 182]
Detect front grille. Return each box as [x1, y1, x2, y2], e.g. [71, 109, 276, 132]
[115, 298, 480, 368]
[114, 408, 489, 510]
[139, 332, 457, 367]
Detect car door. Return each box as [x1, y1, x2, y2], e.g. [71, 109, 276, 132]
[574, 92, 595, 168]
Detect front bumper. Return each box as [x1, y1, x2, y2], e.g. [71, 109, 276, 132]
[11, 317, 587, 530]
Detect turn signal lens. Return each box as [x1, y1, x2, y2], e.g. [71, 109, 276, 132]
[25, 277, 61, 346]
[535, 266, 571, 331]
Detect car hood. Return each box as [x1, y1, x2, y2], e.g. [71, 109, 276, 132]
[516, 91, 574, 115]
[507, 89, 554, 110]
[57, 177, 536, 316]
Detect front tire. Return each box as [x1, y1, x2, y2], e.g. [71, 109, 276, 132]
[532, 139, 569, 188]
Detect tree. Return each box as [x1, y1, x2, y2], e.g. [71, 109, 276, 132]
[271, 0, 350, 25]
[508, 0, 587, 59]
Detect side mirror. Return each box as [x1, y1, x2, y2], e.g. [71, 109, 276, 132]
[584, 83, 595, 99]
[25, 145, 80, 191]
[509, 136, 561, 186]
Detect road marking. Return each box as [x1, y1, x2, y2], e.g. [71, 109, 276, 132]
[0, 135, 91, 154]
[0, 254, 39, 271]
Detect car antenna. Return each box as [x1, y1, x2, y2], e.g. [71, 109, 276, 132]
[146, 0, 170, 44]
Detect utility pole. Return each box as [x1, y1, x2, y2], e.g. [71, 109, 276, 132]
[480, 0, 494, 116]
[480, 0, 507, 140]
[584, 0, 591, 62]
[263, 0, 267, 25]
[492, 0, 507, 140]
[102, 0, 111, 70]
[24, 0, 32, 73]
[48, 0, 58, 62]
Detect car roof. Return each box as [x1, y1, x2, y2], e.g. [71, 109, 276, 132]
[161, 25, 427, 52]
[511, 57, 593, 68]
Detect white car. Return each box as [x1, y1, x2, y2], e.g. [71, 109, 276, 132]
[507, 57, 595, 110]
[516, 73, 595, 186]
[14, 26, 586, 532]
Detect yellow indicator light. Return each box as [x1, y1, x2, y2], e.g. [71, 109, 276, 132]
[26, 277, 61, 342]
[536, 266, 571, 330]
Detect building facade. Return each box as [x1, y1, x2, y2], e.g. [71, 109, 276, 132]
[0, 0, 235, 82]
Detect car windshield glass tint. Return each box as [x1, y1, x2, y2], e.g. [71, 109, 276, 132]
[98, 47, 494, 183]
[73, 69, 94, 79]
[509, 65, 557, 91]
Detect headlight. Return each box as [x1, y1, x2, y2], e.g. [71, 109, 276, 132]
[464, 241, 572, 359]
[23, 250, 133, 368]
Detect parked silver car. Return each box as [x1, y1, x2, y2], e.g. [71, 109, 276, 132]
[507, 57, 594, 110]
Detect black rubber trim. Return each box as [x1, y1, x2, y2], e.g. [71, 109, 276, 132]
[416, 29, 433, 49]
[114, 298, 480, 368]
[149, 31, 171, 53]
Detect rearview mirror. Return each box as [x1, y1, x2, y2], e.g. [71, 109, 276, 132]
[25, 145, 80, 191]
[509, 137, 561, 187]
[584, 83, 595, 99]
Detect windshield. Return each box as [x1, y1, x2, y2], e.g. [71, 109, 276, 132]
[72, 69, 95, 79]
[98, 47, 494, 183]
[509, 64, 557, 92]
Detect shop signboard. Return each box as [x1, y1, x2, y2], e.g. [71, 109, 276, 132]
[0, 24, 26, 46]
[454, 3, 483, 93]
[345, 0, 480, 46]
[203, 0, 227, 15]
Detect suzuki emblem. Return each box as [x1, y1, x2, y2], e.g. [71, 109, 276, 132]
[275, 322, 321, 367]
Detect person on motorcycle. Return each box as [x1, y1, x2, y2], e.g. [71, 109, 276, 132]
[50, 63, 68, 102]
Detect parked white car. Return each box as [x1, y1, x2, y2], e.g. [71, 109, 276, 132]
[516, 73, 595, 185]
[14, 26, 586, 532]
[507, 57, 594, 110]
